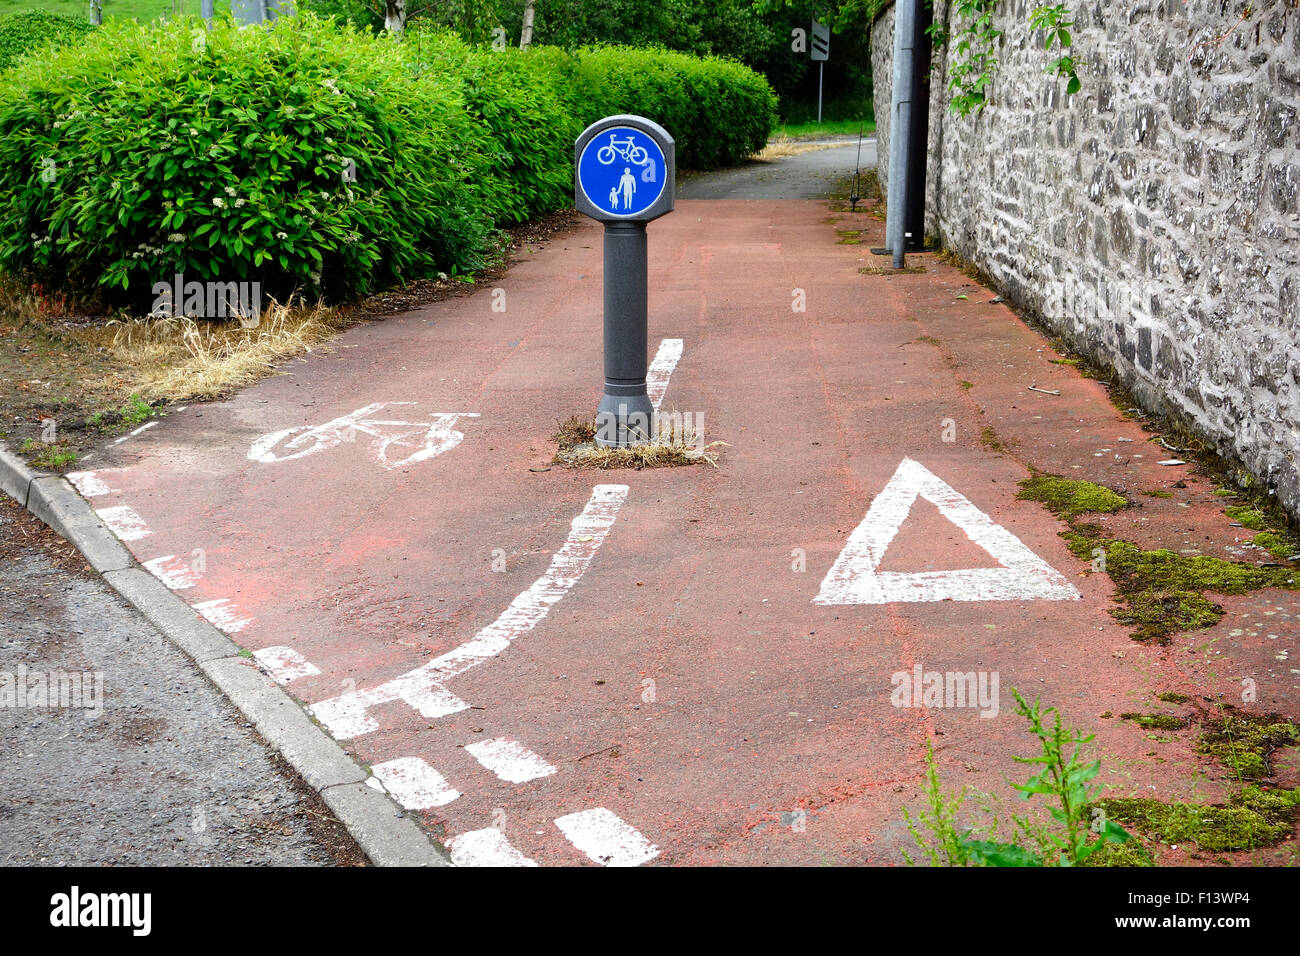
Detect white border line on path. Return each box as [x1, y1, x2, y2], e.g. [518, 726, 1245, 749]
[311, 484, 629, 740]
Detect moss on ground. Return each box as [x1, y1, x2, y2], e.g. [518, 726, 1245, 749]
[1120, 713, 1187, 732]
[1225, 505, 1267, 530]
[1250, 531, 1296, 559]
[979, 426, 1008, 455]
[1097, 787, 1300, 854]
[1020, 472, 1300, 644]
[1081, 837, 1155, 867]
[1221, 495, 1300, 559]
[1017, 474, 1127, 521]
[1082, 538, 1298, 643]
[1196, 713, 1298, 781]
[1097, 707, 1300, 860]
[1156, 692, 1190, 704]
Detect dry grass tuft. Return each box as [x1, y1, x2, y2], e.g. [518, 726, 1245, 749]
[754, 137, 851, 162]
[551, 415, 726, 470]
[551, 414, 596, 448]
[91, 298, 353, 402]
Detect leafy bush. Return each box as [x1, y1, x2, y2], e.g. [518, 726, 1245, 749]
[0, 15, 505, 305]
[566, 45, 777, 169]
[406, 31, 583, 223]
[0, 15, 775, 309]
[0, 10, 94, 71]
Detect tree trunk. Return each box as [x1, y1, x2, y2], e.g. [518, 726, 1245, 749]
[519, 0, 535, 49]
[385, 0, 406, 36]
[89, 0, 102, 25]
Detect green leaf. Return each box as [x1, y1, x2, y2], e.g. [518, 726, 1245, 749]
[960, 838, 1043, 867]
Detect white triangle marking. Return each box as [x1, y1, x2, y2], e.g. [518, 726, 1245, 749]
[814, 458, 1080, 605]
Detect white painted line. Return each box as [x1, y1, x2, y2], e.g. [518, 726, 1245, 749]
[141, 554, 201, 590]
[310, 484, 628, 740]
[112, 421, 158, 445]
[465, 738, 557, 783]
[365, 757, 460, 809]
[554, 808, 659, 867]
[95, 504, 152, 541]
[193, 598, 253, 634]
[252, 646, 321, 684]
[814, 458, 1080, 605]
[66, 471, 111, 497]
[647, 338, 684, 412]
[448, 828, 538, 867]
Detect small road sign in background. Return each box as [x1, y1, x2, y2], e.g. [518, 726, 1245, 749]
[811, 19, 830, 61]
[811, 20, 830, 121]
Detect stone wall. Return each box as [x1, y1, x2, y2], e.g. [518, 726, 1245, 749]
[873, 0, 1300, 516]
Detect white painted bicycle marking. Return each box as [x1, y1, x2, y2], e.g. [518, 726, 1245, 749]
[814, 458, 1080, 605]
[310, 484, 629, 740]
[248, 402, 479, 469]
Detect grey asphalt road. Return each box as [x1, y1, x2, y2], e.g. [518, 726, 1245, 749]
[0, 494, 366, 866]
[676, 136, 878, 200]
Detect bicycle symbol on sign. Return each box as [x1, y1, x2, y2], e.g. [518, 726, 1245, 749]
[596, 133, 650, 167]
[248, 402, 479, 470]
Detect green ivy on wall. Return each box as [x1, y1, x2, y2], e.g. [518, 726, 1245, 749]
[927, 1, 1082, 116]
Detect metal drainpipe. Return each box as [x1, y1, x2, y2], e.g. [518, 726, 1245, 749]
[885, 0, 920, 269]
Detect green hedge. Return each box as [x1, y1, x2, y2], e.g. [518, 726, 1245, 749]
[0, 15, 775, 308]
[565, 45, 776, 169]
[0, 10, 94, 71]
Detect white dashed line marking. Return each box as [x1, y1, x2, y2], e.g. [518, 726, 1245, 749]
[465, 738, 557, 783]
[448, 828, 538, 867]
[95, 505, 152, 541]
[141, 554, 201, 590]
[814, 457, 1081, 605]
[193, 599, 253, 634]
[251, 646, 321, 684]
[647, 338, 683, 412]
[310, 484, 629, 740]
[554, 808, 659, 867]
[366, 757, 460, 809]
[66, 471, 111, 497]
[112, 421, 158, 445]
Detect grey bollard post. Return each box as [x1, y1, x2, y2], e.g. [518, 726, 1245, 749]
[574, 115, 675, 447]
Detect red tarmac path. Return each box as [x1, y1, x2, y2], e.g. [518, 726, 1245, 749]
[71, 199, 1300, 865]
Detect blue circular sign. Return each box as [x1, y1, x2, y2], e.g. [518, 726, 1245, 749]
[577, 126, 667, 219]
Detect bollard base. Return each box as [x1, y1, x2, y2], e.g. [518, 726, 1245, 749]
[595, 393, 655, 448]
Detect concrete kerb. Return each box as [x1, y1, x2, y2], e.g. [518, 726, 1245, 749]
[0, 441, 451, 867]
[0, 444, 43, 508]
